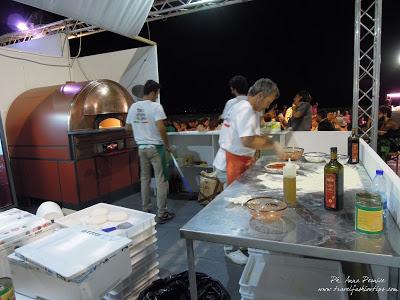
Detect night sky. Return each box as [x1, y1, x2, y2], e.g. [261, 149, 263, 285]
[1, 0, 400, 115]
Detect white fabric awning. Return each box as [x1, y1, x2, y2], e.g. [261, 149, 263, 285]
[12, 0, 153, 38]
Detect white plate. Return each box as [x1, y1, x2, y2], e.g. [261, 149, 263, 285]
[264, 162, 300, 174]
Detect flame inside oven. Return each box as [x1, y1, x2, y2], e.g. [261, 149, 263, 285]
[98, 118, 122, 129]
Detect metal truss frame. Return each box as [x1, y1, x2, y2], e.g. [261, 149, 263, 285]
[148, 0, 253, 22]
[352, 0, 382, 151]
[0, 0, 253, 45]
[0, 18, 104, 46]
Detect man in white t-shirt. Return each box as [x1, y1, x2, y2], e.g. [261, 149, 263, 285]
[126, 80, 175, 224]
[217, 78, 284, 265]
[214, 75, 249, 185]
[220, 78, 284, 185]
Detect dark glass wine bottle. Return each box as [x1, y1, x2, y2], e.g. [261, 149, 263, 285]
[348, 128, 360, 164]
[324, 147, 344, 211]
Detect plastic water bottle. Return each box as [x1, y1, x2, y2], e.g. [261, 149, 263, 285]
[371, 170, 387, 216]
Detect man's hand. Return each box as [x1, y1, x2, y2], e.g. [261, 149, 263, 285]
[165, 145, 175, 152]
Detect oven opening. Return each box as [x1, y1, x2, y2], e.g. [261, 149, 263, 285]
[99, 118, 122, 128]
[95, 114, 125, 129]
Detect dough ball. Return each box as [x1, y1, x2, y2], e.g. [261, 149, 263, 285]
[107, 211, 128, 222]
[87, 214, 107, 225]
[90, 207, 109, 217]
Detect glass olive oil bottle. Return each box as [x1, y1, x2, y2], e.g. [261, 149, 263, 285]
[324, 147, 344, 211]
[348, 128, 360, 164]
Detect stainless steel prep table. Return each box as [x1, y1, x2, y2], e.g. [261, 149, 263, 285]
[180, 157, 400, 300]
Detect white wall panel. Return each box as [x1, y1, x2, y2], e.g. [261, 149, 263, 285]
[6, 34, 68, 57]
[286, 131, 351, 155]
[0, 46, 71, 121]
[71, 46, 159, 102]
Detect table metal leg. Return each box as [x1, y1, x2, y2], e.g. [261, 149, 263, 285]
[388, 267, 399, 300]
[186, 239, 198, 300]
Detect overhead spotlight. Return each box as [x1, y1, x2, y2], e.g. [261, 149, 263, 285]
[16, 22, 29, 31]
[7, 14, 34, 32]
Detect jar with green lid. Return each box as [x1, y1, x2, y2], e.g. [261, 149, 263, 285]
[355, 192, 383, 234]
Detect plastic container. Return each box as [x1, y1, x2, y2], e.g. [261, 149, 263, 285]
[129, 235, 157, 258]
[36, 201, 64, 221]
[355, 192, 383, 234]
[239, 253, 348, 300]
[105, 273, 159, 300]
[15, 293, 34, 300]
[56, 203, 156, 239]
[130, 243, 158, 265]
[9, 250, 131, 300]
[14, 227, 132, 280]
[0, 224, 56, 277]
[106, 263, 159, 299]
[0, 209, 52, 247]
[371, 170, 388, 213]
[0, 208, 56, 277]
[10, 227, 132, 300]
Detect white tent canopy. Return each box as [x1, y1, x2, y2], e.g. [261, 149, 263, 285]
[12, 0, 153, 38]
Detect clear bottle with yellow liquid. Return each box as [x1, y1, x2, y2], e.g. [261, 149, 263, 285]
[283, 158, 297, 207]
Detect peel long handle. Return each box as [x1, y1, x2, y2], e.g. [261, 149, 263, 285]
[170, 153, 193, 193]
[170, 153, 185, 178]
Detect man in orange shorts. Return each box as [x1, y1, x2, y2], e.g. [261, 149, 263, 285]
[218, 78, 284, 265]
[220, 78, 284, 185]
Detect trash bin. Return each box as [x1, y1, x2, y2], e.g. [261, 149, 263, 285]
[138, 271, 231, 300]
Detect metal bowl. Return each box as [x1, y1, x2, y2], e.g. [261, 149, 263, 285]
[303, 152, 327, 163]
[282, 147, 304, 161]
[246, 197, 287, 223]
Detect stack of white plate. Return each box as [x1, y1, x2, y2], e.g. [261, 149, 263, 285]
[0, 208, 56, 277]
[8, 226, 132, 300]
[56, 203, 159, 300]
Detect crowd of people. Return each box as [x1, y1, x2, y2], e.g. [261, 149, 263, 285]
[165, 118, 222, 132]
[164, 92, 355, 134]
[377, 104, 400, 161]
[262, 96, 352, 132]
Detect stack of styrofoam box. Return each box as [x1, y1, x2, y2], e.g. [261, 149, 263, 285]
[8, 226, 132, 300]
[0, 208, 56, 277]
[56, 203, 159, 300]
[239, 249, 349, 300]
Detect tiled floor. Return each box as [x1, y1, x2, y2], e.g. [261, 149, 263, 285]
[114, 193, 244, 300]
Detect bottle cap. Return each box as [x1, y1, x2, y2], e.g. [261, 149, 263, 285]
[331, 147, 337, 153]
[283, 159, 296, 178]
[376, 170, 384, 175]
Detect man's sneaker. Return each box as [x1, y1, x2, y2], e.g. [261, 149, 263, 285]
[223, 245, 234, 254]
[156, 212, 175, 224]
[225, 249, 248, 265]
[143, 208, 151, 213]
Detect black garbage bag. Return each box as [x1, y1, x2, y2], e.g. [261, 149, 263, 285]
[138, 271, 231, 300]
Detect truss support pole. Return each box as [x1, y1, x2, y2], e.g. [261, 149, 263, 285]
[353, 0, 383, 151]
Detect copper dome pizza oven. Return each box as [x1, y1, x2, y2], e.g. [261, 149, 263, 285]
[6, 80, 139, 208]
